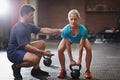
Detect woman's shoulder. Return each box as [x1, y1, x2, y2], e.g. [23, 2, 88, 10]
[64, 24, 70, 28]
[62, 24, 70, 30]
[61, 24, 70, 33]
[79, 24, 87, 30]
[79, 24, 85, 27]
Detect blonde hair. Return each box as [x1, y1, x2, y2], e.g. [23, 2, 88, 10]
[68, 9, 80, 19]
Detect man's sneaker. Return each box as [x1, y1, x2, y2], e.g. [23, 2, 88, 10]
[85, 69, 92, 79]
[57, 69, 66, 79]
[31, 68, 49, 78]
[11, 64, 22, 80]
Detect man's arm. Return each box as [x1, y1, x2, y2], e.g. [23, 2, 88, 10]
[24, 44, 53, 57]
[40, 28, 61, 35]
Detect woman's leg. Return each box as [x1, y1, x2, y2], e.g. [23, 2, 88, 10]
[58, 39, 66, 70]
[84, 39, 92, 79]
[57, 39, 67, 78]
[84, 39, 92, 69]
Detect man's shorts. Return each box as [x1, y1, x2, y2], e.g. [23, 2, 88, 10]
[7, 50, 27, 64]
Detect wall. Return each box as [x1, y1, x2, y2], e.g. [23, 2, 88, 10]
[85, 0, 120, 33]
[38, 0, 120, 33]
[0, 0, 28, 49]
[0, 0, 11, 41]
[10, 0, 28, 30]
[10, 0, 38, 28]
[0, 0, 120, 43]
[38, 0, 85, 28]
[0, 16, 10, 42]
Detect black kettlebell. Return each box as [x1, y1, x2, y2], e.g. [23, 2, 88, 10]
[43, 55, 52, 66]
[69, 64, 81, 79]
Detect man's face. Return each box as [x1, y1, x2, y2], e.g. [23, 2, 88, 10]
[24, 11, 34, 23]
[68, 13, 79, 27]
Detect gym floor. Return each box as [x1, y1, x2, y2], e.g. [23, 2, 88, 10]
[0, 40, 120, 80]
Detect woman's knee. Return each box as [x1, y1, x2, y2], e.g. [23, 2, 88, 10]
[58, 47, 65, 54]
[86, 46, 92, 52]
[84, 40, 92, 52]
[58, 48, 62, 53]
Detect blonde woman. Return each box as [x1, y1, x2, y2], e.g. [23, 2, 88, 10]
[57, 9, 92, 79]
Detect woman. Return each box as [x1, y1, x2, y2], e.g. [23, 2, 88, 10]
[57, 9, 92, 79]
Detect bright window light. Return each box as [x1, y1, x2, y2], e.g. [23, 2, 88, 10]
[0, 0, 10, 16]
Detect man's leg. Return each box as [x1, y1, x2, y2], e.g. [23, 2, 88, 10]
[30, 40, 49, 77]
[11, 51, 40, 80]
[57, 39, 66, 78]
[13, 40, 48, 79]
[11, 64, 22, 80]
[30, 40, 46, 69]
[84, 39, 92, 79]
[16, 40, 45, 67]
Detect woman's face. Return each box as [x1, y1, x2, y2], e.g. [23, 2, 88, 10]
[68, 13, 79, 27]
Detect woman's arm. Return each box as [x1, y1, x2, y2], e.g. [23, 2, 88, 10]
[65, 39, 76, 65]
[77, 39, 85, 65]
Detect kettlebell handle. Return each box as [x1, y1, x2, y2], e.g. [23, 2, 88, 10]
[43, 55, 51, 59]
[43, 55, 46, 59]
[70, 65, 73, 71]
[69, 64, 81, 71]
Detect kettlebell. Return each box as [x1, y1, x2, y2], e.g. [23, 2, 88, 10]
[69, 64, 81, 79]
[43, 55, 52, 66]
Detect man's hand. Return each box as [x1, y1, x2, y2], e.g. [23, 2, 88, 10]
[44, 50, 54, 57]
[56, 29, 61, 35]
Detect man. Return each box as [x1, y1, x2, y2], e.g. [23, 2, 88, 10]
[57, 9, 92, 79]
[7, 4, 61, 80]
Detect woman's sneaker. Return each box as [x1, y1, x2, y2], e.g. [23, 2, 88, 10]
[57, 69, 66, 79]
[85, 69, 92, 79]
[11, 64, 22, 80]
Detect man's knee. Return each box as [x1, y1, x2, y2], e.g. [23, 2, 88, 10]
[33, 55, 40, 61]
[31, 40, 46, 50]
[28, 55, 41, 65]
[39, 40, 46, 49]
[39, 40, 46, 46]
[20, 55, 40, 67]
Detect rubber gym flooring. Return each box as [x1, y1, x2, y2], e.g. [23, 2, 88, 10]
[0, 41, 120, 80]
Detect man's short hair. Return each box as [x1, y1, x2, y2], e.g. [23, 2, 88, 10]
[20, 4, 35, 16]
